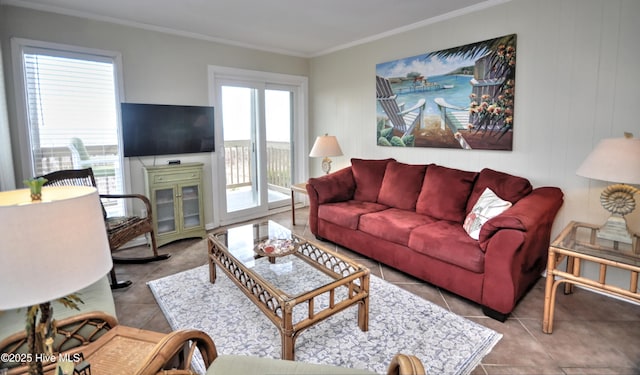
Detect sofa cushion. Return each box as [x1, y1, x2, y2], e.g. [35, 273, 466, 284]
[377, 161, 427, 211]
[408, 221, 485, 273]
[359, 208, 436, 246]
[318, 200, 388, 230]
[463, 188, 512, 240]
[466, 168, 532, 213]
[416, 165, 477, 223]
[351, 158, 395, 202]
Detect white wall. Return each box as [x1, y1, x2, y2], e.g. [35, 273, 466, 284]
[309, 0, 640, 239]
[2, 0, 639, 249]
[0, 5, 309, 227]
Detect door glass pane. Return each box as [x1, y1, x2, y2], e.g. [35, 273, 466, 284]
[265, 89, 292, 205]
[222, 86, 259, 212]
[182, 185, 201, 229]
[21, 47, 124, 216]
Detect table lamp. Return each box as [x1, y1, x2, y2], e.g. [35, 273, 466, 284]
[0, 186, 113, 375]
[576, 133, 640, 244]
[309, 134, 343, 174]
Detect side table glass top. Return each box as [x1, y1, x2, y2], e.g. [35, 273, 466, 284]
[553, 221, 640, 267]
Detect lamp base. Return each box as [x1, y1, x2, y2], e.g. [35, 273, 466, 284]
[597, 214, 633, 245]
[321, 157, 332, 174]
[596, 183, 638, 245]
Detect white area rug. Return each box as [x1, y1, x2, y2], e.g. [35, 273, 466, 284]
[148, 264, 501, 374]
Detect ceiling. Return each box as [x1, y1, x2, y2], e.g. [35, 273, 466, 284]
[3, 0, 508, 57]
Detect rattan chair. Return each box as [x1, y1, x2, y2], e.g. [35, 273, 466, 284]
[0, 278, 217, 375]
[39, 168, 170, 288]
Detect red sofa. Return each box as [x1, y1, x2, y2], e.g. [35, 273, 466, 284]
[306, 158, 564, 320]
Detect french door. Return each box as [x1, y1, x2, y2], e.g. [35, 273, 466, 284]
[212, 69, 305, 225]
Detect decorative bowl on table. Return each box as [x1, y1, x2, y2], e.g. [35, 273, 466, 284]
[254, 238, 299, 257]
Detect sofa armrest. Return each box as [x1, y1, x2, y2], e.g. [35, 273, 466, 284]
[479, 187, 564, 314]
[306, 167, 355, 235]
[479, 187, 564, 250]
[307, 167, 356, 204]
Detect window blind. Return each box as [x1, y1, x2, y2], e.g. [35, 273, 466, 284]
[22, 47, 124, 215]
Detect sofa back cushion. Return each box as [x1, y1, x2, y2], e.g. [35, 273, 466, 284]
[416, 165, 477, 222]
[351, 158, 395, 202]
[466, 168, 533, 213]
[377, 161, 427, 210]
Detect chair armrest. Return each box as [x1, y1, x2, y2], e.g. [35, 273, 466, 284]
[101, 193, 153, 218]
[386, 353, 426, 375]
[398, 98, 426, 115]
[135, 329, 218, 375]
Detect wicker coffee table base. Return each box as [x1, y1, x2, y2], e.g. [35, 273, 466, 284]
[208, 234, 370, 361]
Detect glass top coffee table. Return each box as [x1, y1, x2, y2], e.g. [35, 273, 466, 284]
[207, 220, 370, 360]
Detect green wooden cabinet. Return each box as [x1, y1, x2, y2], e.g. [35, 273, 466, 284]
[144, 163, 206, 247]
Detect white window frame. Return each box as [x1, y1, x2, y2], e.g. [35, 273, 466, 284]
[11, 38, 129, 194]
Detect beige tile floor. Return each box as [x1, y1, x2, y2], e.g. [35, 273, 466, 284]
[112, 208, 640, 375]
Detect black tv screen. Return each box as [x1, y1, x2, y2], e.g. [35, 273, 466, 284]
[121, 103, 215, 157]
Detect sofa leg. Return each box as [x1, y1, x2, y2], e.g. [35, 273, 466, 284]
[482, 306, 509, 322]
[314, 235, 326, 241]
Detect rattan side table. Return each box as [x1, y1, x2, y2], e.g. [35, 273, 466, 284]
[542, 221, 640, 333]
[290, 183, 308, 225]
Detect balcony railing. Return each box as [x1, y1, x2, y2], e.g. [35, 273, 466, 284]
[33, 141, 291, 194]
[33, 144, 121, 214]
[224, 140, 292, 193]
[36, 145, 119, 174]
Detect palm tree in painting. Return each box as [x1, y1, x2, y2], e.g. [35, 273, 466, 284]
[426, 34, 516, 139]
[425, 34, 516, 82]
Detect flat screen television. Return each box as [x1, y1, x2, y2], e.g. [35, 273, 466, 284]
[121, 103, 215, 157]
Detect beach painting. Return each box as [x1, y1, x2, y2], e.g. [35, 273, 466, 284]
[375, 34, 516, 150]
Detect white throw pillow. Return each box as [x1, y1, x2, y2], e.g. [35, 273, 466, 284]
[463, 188, 512, 240]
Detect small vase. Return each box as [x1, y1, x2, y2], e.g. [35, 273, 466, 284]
[24, 177, 48, 202]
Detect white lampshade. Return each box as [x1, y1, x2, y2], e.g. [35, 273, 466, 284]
[0, 186, 112, 310]
[309, 135, 343, 158]
[576, 136, 640, 184]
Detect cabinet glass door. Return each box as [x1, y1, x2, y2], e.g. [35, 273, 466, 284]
[181, 185, 201, 229]
[155, 188, 176, 234]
